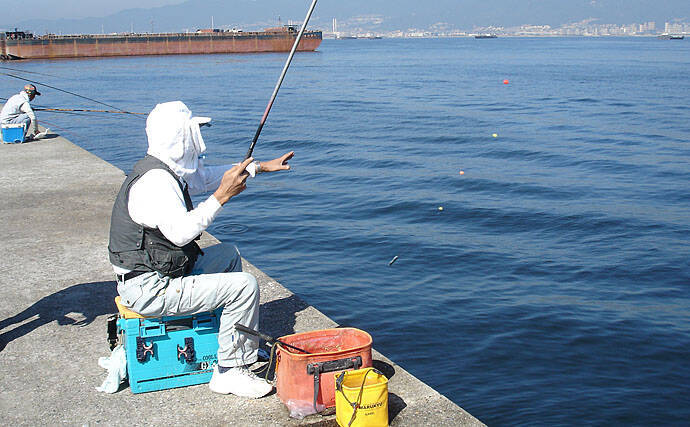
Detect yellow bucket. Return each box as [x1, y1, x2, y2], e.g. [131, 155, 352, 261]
[335, 367, 389, 427]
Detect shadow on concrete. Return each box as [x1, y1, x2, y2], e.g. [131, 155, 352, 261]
[373, 359, 396, 379]
[0, 281, 117, 351]
[259, 294, 310, 339]
[388, 392, 407, 423]
[373, 359, 407, 422]
[254, 294, 310, 381]
[17, 133, 59, 144]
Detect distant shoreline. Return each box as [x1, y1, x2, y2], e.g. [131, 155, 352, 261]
[325, 34, 685, 39]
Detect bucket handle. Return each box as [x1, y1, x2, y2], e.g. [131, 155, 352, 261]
[336, 368, 383, 427]
[307, 356, 362, 413]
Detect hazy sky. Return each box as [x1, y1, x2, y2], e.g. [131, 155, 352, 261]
[2, 1, 688, 34]
[0, 0, 186, 22]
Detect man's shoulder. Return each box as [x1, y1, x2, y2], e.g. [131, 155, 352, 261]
[129, 168, 185, 210]
[132, 169, 183, 198]
[138, 168, 180, 185]
[5, 93, 23, 104]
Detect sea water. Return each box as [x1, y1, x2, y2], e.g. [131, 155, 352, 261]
[3, 37, 689, 425]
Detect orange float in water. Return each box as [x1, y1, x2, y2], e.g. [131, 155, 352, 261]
[503, 79, 510, 84]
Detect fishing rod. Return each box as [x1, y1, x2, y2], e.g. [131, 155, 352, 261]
[244, 0, 319, 160]
[34, 107, 146, 115]
[1, 72, 145, 119]
[235, 323, 311, 354]
[0, 97, 144, 116]
[36, 110, 92, 118]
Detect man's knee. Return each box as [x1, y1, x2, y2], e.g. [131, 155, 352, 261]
[220, 272, 259, 303]
[239, 272, 259, 297]
[11, 114, 29, 124]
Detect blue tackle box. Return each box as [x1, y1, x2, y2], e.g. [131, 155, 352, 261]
[1, 124, 25, 143]
[111, 297, 222, 393]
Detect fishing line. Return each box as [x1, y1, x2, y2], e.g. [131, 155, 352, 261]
[39, 119, 70, 135]
[1, 72, 145, 119]
[244, 0, 319, 160]
[0, 65, 60, 77]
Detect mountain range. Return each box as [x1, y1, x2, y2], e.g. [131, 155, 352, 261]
[3, 0, 688, 35]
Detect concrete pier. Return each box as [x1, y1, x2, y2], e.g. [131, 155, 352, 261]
[0, 134, 484, 426]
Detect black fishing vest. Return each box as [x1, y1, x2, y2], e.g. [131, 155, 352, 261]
[108, 155, 201, 278]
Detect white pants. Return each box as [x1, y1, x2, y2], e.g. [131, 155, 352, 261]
[116, 243, 260, 367]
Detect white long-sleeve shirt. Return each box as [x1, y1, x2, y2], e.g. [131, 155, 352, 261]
[0, 92, 38, 133]
[112, 161, 231, 274]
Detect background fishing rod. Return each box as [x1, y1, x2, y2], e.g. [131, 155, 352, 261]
[244, 0, 319, 161]
[0, 65, 60, 77]
[1, 72, 145, 119]
[35, 107, 146, 115]
[0, 97, 145, 116]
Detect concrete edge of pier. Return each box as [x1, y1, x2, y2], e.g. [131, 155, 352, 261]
[0, 133, 484, 426]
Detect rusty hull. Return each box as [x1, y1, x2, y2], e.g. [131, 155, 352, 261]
[3, 31, 322, 60]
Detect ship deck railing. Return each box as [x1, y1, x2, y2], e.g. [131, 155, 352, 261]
[28, 30, 320, 41]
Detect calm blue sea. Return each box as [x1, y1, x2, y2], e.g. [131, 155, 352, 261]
[3, 37, 689, 425]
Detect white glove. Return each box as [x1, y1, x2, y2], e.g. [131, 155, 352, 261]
[233, 161, 258, 178]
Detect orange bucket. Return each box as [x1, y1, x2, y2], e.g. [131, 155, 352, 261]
[275, 328, 372, 416]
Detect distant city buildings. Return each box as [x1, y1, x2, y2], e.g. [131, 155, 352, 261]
[324, 19, 689, 38]
[665, 21, 689, 34]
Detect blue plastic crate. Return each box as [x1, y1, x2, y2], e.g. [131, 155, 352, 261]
[1, 124, 25, 143]
[117, 309, 222, 393]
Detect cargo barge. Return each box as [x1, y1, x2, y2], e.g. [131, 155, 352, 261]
[0, 26, 322, 60]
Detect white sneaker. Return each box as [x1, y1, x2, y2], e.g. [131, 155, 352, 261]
[209, 365, 273, 398]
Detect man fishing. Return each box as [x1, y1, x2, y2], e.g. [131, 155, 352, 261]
[108, 100, 294, 398]
[0, 84, 41, 140]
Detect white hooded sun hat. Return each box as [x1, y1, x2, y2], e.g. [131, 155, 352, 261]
[146, 101, 212, 178]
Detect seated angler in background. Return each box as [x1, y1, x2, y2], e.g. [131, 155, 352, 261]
[0, 84, 41, 140]
[108, 100, 294, 398]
